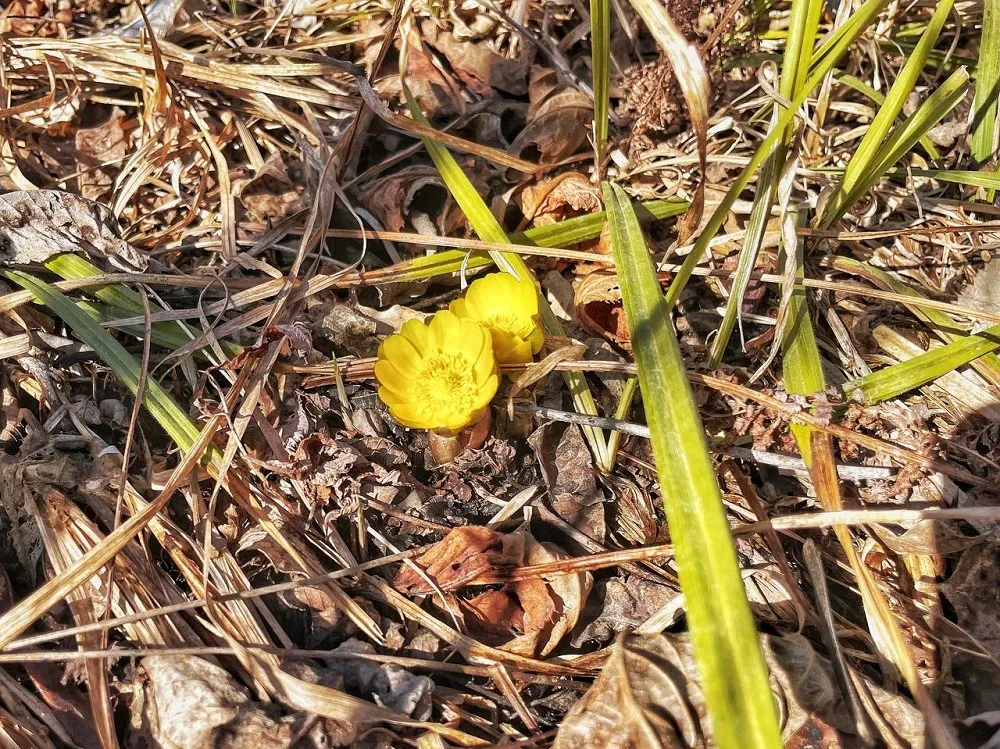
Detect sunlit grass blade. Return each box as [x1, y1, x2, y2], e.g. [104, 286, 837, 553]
[824, 69, 969, 223]
[843, 325, 1000, 403]
[664, 0, 890, 308]
[374, 198, 687, 285]
[4, 271, 204, 451]
[44, 253, 240, 360]
[972, 0, 1000, 166]
[779, 228, 960, 746]
[590, 0, 610, 167]
[835, 72, 941, 159]
[603, 181, 782, 749]
[403, 85, 613, 470]
[818, 0, 956, 226]
[709, 0, 821, 366]
[831, 256, 1000, 386]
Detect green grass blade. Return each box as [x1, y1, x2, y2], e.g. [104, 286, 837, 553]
[973, 0, 1000, 165]
[44, 253, 240, 360]
[819, 0, 956, 226]
[778, 216, 825, 461]
[835, 72, 941, 159]
[590, 0, 610, 166]
[378, 198, 687, 285]
[404, 86, 612, 470]
[709, 0, 821, 366]
[4, 271, 204, 451]
[831, 256, 1000, 386]
[664, 0, 890, 308]
[843, 326, 1000, 404]
[829, 69, 969, 220]
[603, 182, 782, 749]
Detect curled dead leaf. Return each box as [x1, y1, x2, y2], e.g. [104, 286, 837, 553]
[555, 632, 925, 748]
[509, 87, 592, 165]
[359, 167, 455, 235]
[421, 20, 534, 96]
[394, 527, 591, 657]
[520, 172, 602, 228]
[574, 271, 629, 349]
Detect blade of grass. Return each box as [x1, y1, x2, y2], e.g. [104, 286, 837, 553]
[835, 72, 941, 159]
[831, 256, 1000, 387]
[843, 325, 1000, 403]
[972, 0, 1000, 166]
[603, 181, 782, 749]
[709, 0, 821, 367]
[377, 198, 687, 285]
[590, 0, 610, 168]
[821, 69, 969, 225]
[780, 236, 961, 747]
[664, 0, 891, 308]
[403, 85, 613, 471]
[818, 0, 956, 227]
[4, 271, 205, 451]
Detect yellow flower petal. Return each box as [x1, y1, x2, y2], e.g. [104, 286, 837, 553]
[380, 334, 422, 372]
[374, 361, 409, 398]
[399, 318, 432, 356]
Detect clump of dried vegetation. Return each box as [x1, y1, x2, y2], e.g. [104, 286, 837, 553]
[0, 0, 997, 744]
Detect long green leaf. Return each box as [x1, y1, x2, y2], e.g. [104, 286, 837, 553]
[843, 326, 1000, 403]
[709, 0, 822, 366]
[590, 0, 610, 166]
[603, 182, 782, 749]
[818, 0, 956, 226]
[4, 271, 204, 451]
[972, 0, 1000, 165]
[664, 0, 890, 308]
[832, 256, 1000, 386]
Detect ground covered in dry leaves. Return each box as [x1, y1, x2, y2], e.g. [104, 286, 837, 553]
[0, 0, 998, 745]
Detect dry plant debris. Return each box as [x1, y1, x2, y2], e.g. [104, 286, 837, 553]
[0, 0, 997, 745]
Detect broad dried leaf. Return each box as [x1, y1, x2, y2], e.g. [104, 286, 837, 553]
[421, 20, 534, 96]
[574, 270, 629, 348]
[130, 656, 357, 749]
[0, 190, 147, 270]
[520, 172, 602, 228]
[393, 526, 522, 594]
[74, 107, 129, 201]
[509, 87, 593, 165]
[555, 633, 925, 748]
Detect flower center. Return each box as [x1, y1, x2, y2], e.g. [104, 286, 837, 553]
[486, 312, 534, 339]
[411, 352, 480, 419]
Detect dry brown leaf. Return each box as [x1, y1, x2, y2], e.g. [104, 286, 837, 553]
[393, 526, 522, 594]
[232, 152, 309, 224]
[509, 87, 592, 165]
[574, 270, 630, 349]
[75, 107, 130, 201]
[0, 190, 147, 270]
[520, 172, 601, 228]
[529, 422, 604, 542]
[359, 167, 453, 234]
[404, 33, 463, 118]
[421, 20, 534, 96]
[870, 520, 982, 556]
[527, 536, 592, 657]
[130, 655, 357, 749]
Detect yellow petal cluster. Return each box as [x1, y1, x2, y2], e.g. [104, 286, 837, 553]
[450, 273, 543, 365]
[375, 273, 544, 434]
[375, 310, 499, 434]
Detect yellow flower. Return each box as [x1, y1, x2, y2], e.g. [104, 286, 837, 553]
[375, 310, 499, 434]
[450, 272, 544, 365]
